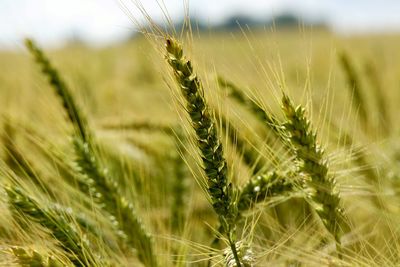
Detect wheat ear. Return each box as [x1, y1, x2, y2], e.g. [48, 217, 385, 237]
[25, 39, 89, 142]
[238, 171, 293, 212]
[25, 39, 157, 267]
[6, 186, 98, 266]
[11, 246, 65, 267]
[166, 38, 242, 267]
[73, 138, 157, 267]
[281, 94, 344, 255]
[339, 52, 368, 132]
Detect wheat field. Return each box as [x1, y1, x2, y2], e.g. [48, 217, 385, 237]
[1, 24, 400, 266]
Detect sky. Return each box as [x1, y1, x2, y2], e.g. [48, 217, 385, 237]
[1, 0, 400, 48]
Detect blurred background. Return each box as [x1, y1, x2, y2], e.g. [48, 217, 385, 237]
[1, 0, 400, 49]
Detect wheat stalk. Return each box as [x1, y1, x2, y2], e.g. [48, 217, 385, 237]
[223, 241, 254, 267]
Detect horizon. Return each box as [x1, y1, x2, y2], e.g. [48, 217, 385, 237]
[1, 0, 400, 49]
